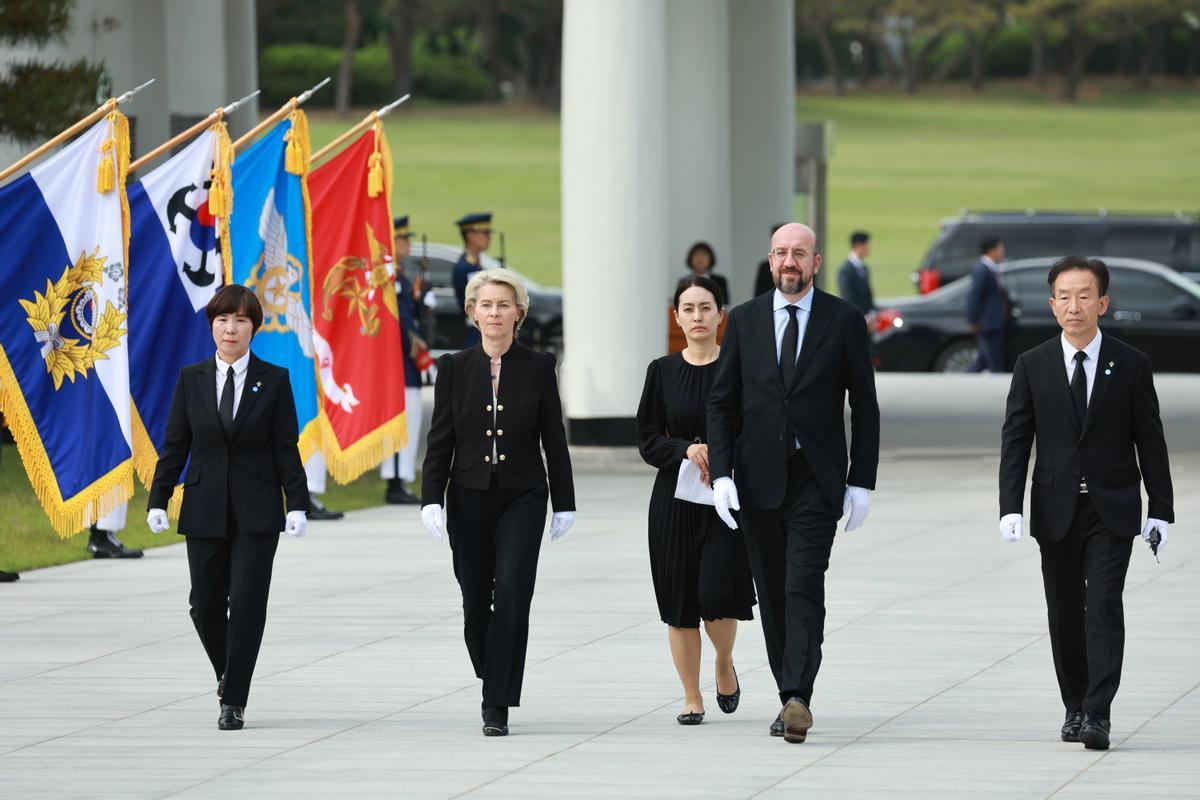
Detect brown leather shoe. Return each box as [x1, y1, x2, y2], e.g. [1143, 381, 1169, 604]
[781, 698, 813, 744]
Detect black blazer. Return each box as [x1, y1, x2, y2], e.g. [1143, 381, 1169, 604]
[1000, 335, 1173, 541]
[836, 259, 876, 315]
[421, 342, 575, 512]
[148, 353, 310, 537]
[707, 288, 880, 510]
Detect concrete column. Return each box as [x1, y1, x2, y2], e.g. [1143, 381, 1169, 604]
[665, 0, 733, 301]
[561, 0, 669, 444]
[222, 0, 260, 138]
[729, 0, 795, 299]
[165, 0, 227, 119]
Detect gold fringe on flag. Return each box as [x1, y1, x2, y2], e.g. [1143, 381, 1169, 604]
[317, 410, 407, 485]
[129, 402, 160, 489]
[284, 105, 311, 175]
[96, 109, 130, 194]
[207, 118, 236, 285]
[0, 347, 134, 537]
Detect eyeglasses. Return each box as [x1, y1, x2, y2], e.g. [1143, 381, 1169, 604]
[770, 248, 811, 260]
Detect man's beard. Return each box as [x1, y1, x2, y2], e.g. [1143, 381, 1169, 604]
[775, 272, 810, 294]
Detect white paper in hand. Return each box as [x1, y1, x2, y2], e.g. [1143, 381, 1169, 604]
[674, 460, 715, 506]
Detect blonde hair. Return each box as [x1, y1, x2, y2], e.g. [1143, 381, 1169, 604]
[464, 268, 530, 330]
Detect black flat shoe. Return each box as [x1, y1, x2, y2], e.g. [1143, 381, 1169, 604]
[0, 571, 19, 582]
[482, 705, 508, 736]
[88, 527, 143, 559]
[308, 497, 344, 521]
[385, 480, 422, 505]
[218, 704, 244, 731]
[676, 710, 705, 726]
[770, 712, 784, 737]
[716, 668, 740, 714]
[1079, 715, 1111, 750]
[1061, 709, 1085, 743]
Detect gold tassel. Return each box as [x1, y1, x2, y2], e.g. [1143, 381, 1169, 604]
[207, 119, 235, 219]
[96, 109, 129, 194]
[284, 105, 311, 175]
[367, 120, 384, 198]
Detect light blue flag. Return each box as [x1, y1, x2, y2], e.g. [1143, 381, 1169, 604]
[229, 118, 320, 461]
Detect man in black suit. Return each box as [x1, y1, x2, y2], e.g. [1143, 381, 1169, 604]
[708, 222, 880, 744]
[147, 285, 310, 730]
[836, 230, 877, 320]
[999, 256, 1174, 751]
[966, 236, 1011, 372]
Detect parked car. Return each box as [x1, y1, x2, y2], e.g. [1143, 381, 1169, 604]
[400, 243, 563, 353]
[914, 210, 1200, 292]
[874, 257, 1200, 373]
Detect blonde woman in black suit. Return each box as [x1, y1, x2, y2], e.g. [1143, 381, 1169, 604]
[146, 285, 310, 731]
[420, 269, 576, 737]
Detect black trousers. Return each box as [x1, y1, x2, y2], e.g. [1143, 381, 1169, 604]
[446, 474, 547, 707]
[185, 527, 279, 708]
[740, 451, 840, 707]
[1038, 495, 1134, 719]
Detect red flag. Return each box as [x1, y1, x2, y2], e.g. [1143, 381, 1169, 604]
[307, 124, 405, 482]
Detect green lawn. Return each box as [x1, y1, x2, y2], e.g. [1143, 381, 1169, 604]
[0, 442, 402, 573]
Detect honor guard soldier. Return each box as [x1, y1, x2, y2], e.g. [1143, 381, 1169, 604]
[382, 215, 428, 504]
[453, 212, 493, 348]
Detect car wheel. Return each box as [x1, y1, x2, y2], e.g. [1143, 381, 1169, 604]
[933, 339, 978, 373]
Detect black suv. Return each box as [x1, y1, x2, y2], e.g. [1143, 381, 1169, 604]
[400, 243, 563, 353]
[915, 211, 1200, 292]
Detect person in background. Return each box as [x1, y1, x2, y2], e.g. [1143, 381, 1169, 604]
[837, 230, 877, 323]
[382, 214, 427, 505]
[967, 236, 1011, 373]
[754, 223, 787, 297]
[452, 212, 493, 349]
[420, 269, 575, 738]
[683, 241, 730, 309]
[637, 275, 756, 726]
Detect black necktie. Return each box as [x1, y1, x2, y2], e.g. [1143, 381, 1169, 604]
[780, 305, 799, 387]
[219, 365, 235, 435]
[1071, 351, 1087, 425]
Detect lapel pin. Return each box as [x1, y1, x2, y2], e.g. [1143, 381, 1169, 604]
[1104, 369, 1111, 376]
[252, 380, 262, 393]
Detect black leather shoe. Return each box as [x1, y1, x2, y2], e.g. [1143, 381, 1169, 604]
[676, 710, 705, 725]
[385, 480, 422, 505]
[1079, 715, 1111, 750]
[0, 571, 19, 583]
[88, 527, 143, 559]
[770, 712, 784, 737]
[1061, 709, 1085, 742]
[308, 497, 344, 521]
[218, 704, 244, 731]
[482, 706, 508, 736]
[716, 668, 740, 714]
[781, 698, 813, 744]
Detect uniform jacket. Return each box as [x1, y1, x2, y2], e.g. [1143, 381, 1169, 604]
[421, 342, 575, 512]
[707, 288, 880, 510]
[1000, 334, 1173, 541]
[148, 353, 310, 537]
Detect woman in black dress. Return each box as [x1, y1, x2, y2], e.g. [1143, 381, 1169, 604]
[636, 275, 756, 725]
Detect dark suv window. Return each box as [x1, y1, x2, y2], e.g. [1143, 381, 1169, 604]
[1108, 268, 1177, 318]
[1006, 267, 1052, 310]
[1104, 227, 1176, 264]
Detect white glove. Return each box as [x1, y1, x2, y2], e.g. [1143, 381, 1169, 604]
[284, 510, 308, 538]
[712, 477, 740, 530]
[421, 504, 444, 542]
[549, 511, 575, 542]
[999, 513, 1023, 543]
[842, 486, 871, 532]
[1142, 518, 1169, 555]
[146, 508, 169, 534]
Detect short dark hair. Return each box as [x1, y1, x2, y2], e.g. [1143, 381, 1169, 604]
[206, 285, 264, 333]
[674, 275, 724, 309]
[1047, 255, 1109, 296]
[850, 230, 870, 246]
[685, 241, 716, 270]
[980, 236, 1002, 255]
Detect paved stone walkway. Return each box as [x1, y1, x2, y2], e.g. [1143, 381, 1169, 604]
[2, 376, 1197, 798]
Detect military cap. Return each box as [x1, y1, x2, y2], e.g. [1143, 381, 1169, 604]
[393, 215, 414, 238]
[455, 212, 493, 233]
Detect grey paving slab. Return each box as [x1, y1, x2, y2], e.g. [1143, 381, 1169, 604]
[1, 374, 1197, 798]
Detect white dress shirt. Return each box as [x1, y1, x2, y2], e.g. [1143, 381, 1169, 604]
[847, 252, 866, 274]
[1060, 329, 1102, 403]
[215, 350, 251, 419]
[773, 287, 814, 365]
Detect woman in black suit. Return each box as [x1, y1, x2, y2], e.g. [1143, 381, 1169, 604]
[637, 276, 755, 725]
[420, 268, 575, 737]
[146, 285, 310, 731]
